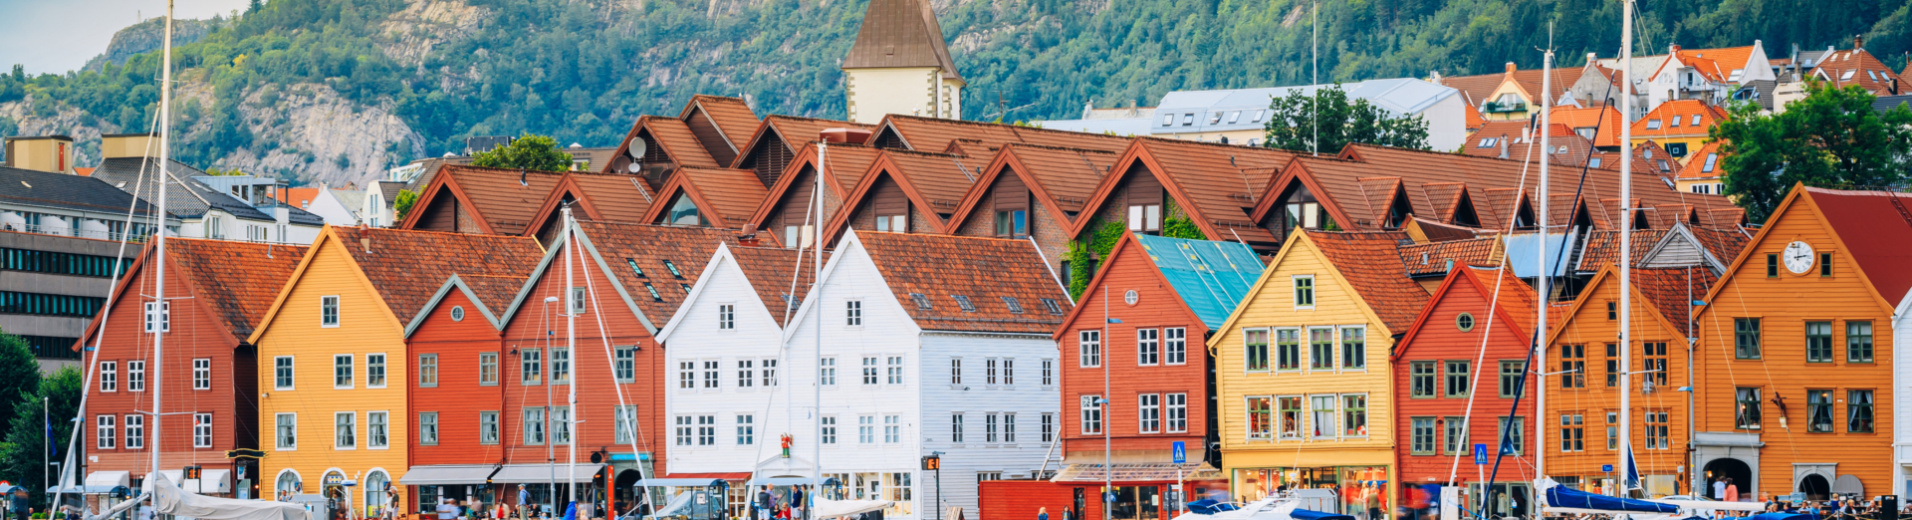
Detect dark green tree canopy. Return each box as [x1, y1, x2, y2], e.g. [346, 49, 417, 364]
[0, 365, 80, 510]
[1263, 84, 1431, 154]
[468, 134, 574, 172]
[1713, 82, 1912, 222]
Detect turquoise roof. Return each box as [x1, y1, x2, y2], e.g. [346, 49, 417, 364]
[1133, 234, 1265, 330]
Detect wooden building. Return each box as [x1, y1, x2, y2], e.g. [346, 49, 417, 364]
[398, 273, 528, 509]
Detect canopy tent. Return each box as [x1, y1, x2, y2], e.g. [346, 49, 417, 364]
[85, 472, 131, 489]
[812, 498, 892, 519]
[489, 464, 602, 484]
[157, 469, 232, 494]
[148, 472, 310, 520]
[399, 465, 498, 486]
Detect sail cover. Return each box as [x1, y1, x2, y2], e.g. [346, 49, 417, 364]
[150, 472, 311, 520]
[1289, 509, 1355, 520]
[1544, 485, 1678, 513]
[1745, 514, 1817, 520]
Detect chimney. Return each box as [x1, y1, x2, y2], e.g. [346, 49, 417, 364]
[359, 224, 372, 253]
[1429, 70, 1443, 83]
[1587, 52, 1599, 67]
[1853, 35, 1864, 51]
[1505, 62, 1516, 74]
[100, 133, 158, 160]
[1498, 134, 1510, 160]
[2, 135, 75, 174]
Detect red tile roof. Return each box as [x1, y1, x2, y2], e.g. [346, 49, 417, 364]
[1302, 230, 1429, 332]
[400, 164, 568, 236]
[855, 231, 1069, 334]
[1806, 187, 1912, 307]
[945, 143, 1120, 232]
[603, 115, 723, 173]
[1550, 105, 1624, 148]
[1089, 138, 1295, 244]
[1629, 100, 1728, 140]
[1575, 229, 1668, 273]
[329, 227, 546, 321]
[165, 238, 309, 338]
[727, 245, 828, 324]
[1677, 141, 1727, 180]
[644, 167, 770, 228]
[274, 187, 324, 210]
[572, 221, 744, 325]
[1631, 266, 1718, 335]
[1397, 236, 1501, 278]
[1811, 48, 1903, 95]
[875, 115, 1133, 157]
[680, 95, 761, 154]
[457, 274, 531, 315]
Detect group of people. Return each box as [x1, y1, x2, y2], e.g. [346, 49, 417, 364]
[752, 486, 806, 520]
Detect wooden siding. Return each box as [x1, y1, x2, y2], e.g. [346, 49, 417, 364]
[684, 108, 740, 167]
[1393, 272, 1538, 488]
[1544, 271, 1692, 491]
[407, 288, 509, 468]
[1692, 193, 1895, 499]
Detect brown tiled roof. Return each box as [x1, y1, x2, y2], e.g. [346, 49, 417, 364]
[1440, 73, 1506, 107]
[1629, 100, 1728, 140]
[665, 167, 769, 228]
[1575, 229, 1668, 272]
[1686, 225, 1750, 267]
[1677, 141, 1726, 180]
[856, 231, 1068, 334]
[1460, 265, 1541, 337]
[1303, 230, 1429, 332]
[877, 115, 1132, 157]
[1397, 236, 1500, 278]
[330, 227, 545, 321]
[1123, 138, 1295, 243]
[681, 95, 761, 152]
[566, 172, 658, 223]
[1408, 216, 1495, 243]
[167, 238, 308, 338]
[604, 116, 722, 173]
[574, 221, 743, 324]
[458, 274, 531, 315]
[1437, 66, 1574, 106]
[727, 245, 828, 324]
[1631, 266, 1717, 335]
[1003, 144, 1120, 216]
[879, 149, 984, 223]
[1805, 187, 1912, 308]
[841, 0, 963, 81]
[745, 143, 885, 236]
[1551, 105, 1624, 148]
[414, 164, 568, 235]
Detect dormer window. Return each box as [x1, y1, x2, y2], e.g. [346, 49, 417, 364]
[1477, 138, 1498, 148]
[952, 295, 976, 312]
[1690, 114, 1701, 126]
[909, 293, 932, 310]
[1002, 297, 1024, 314]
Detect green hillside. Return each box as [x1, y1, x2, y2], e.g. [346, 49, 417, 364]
[1, 0, 1906, 173]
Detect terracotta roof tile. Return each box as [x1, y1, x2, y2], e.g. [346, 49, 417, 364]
[1397, 236, 1500, 278]
[1134, 138, 1294, 243]
[1409, 216, 1495, 243]
[565, 172, 658, 223]
[671, 167, 770, 228]
[575, 221, 743, 324]
[1550, 106, 1624, 148]
[883, 150, 985, 218]
[1806, 187, 1912, 307]
[1686, 225, 1750, 267]
[879, 115, 1132, 157]
[1632, 267, 1717, 335]
[1001, 144, 1121, 216]
[1303, 230, 1429, 332]
[458, 273, 531, 315]
[1628, 99, 1728, 140]
[727, 245, 828, 324]
[1575, 229, 1668, 272]
[1811, 48, 1903, 94]
[166, 238, 309, 337]
[421, 165, 568, 236]
[330, 227, 545, 321]
[1677, 141, 1726, 180]
[682, 95, 761, 151]
[855, 231, 1069, 334]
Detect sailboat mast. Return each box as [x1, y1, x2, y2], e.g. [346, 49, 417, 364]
[1535, 44, 1552, 501]
[565, 206, 578, 509]
[151, 0, 174, 479]
[811, 138, 826, 512]
[1616, 0, 1635, 496]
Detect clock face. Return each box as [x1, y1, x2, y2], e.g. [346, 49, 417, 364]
[1783, 241, 1815, 274]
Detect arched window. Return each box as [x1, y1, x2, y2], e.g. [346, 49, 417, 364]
[275, 470, 302, 499]
[364, 470, 392, 516]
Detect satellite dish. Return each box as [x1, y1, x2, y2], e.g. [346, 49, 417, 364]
[627, 138, 647, 159]
[627, 162, 642, 174]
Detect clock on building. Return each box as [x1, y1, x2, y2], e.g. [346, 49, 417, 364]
[1783, 241, 1815, 274]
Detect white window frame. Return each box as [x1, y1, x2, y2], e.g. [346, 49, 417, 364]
[1164, 327, 1187, 365]
[192, 358, 212, 390]
[274, 356, 293, 390]
[718, 303, 735, 330]
[1166, 393, 1188, 433]
[1310, 394, 1338, 440]
[614, 405, 638, 444]
[127, 360, 145, 392]
[144, 301, 170, 333]
[819, 357, 837, 386]
[366, 411, 389, 449]
[1137, 328, 1160, 366]
[1078, 330, 1101, 368]
[193, 413, 214, 448]
[97, 415, 116, 449]
[275, 413, 297, 450]
[1139, 393, 1161, 434]
[333, 354, 354, 389]
[101, 361, 118, 392]
[419, 412, 439, 446]
[1080, 395, 1103, 435]
[846, 300, 862, 326]
[125, 414, 145, 449]
[334, 412, 357, 450]
[366, 353, 387, 389]
[321, 295, 340, 328]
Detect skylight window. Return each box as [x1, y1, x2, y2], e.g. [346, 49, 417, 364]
[643, 283, 662, 302]
[1161, 113, 1174, 127]
[1253, 110, 1266, 123]
[1209, 113, 1222, 125]
[1690, 114, 1701, 126]
[1658, 160, 1671, 172]
[1866, 70, 1879, 81]
[1589, 157, 1603, 168]
[1040, 298, 1064, 315]
[1227, 111, 1242, 124]
[1182, 114, 1194, 126]
[1841, 70, 1857, 80]
[1702, 153, 1718, 173]
[626, 259, 647, 278]
[663, 259, 683, 279]
[1669, 117, 1681, 127]
[952, 295, 976, 312]
[1002, 297, 1024, 314]
[1477, 138, 1498, 148]
[1646, 119, 1662, 130]
[909, 293, 932, 310]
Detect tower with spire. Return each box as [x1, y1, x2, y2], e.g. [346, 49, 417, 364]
[841, 0, 965, 124]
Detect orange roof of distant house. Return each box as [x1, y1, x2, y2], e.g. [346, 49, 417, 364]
[274, 187, 323, 210]
[1464, 104, 1485, 131]
[1663, 46, 1759, 83]
[1629, 99, 1728, 140]
[1550, 105, 1624, 148]
[1678, 141, 1727, 180]
[1813, 47, 1904, 95]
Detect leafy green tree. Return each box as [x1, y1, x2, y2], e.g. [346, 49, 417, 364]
[0, 335, 44, 434]
[0, 366, 80, 510]
[468, 134, 573, 172]
[1263, 84, 1430, 154]
[392, 188, 419, 221]
[1713, 82, 1912, 222]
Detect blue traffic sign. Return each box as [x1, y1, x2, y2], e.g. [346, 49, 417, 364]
[1602, 464, 1615, 473]
[1172, 441, 1187, 464]
[1105, 492, 1116, 503]
[1473, 444, 1488, 465]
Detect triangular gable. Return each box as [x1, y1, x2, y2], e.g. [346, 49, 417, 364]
[943, 145, 1082, 233]
[601, 115, 722, 174]
[525, 175, 599, 241]
[819, 151, 954, 245]
[247, 226, 402, 345]
[1546, 265, 1688, 346]
[396, 168, 497, 234]
[779, 229, 925, 344]
[1049, 232, 1209, 340]
[1702, 184, 1907, 314]
[655, 242, 738, 343]
[1392, 266, 1537, 360]
[1205, 231, 1421, 344]
[496, 223, 656, 333]
[742, 143, 861, 233]
[640, 172, 730, 227]
[1639, 222, 1728, 274]
[75, 241, 241, 351]
[1247, 159, 1364, 233]
[403, 274, 511, 337]
[1072, 140, 1236, 241]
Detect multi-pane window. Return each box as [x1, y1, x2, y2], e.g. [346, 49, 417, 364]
[1340, 327, 1365, 369]
[1310, 395, 1337, 439]
[1497, 416, 1523, 455]
[1003, 359, 1014, 385]
[951, 414, 965, 443]
[128, 360, 145, 392]
[275, 413, 296, 449]
[1041, 359, 1053, 386]
[1308, 328, 1333, 370]
[1137, 329, 1160, 366]
[1643, 412, 1668, 449]
[193, 413, 214, 448]
[677, 362, 697, 389]
[697, 415, 716, 446]
[615, 346, 637, 383]
[737, 360, 755, 388]
[883, 415, 900, 443]
[718, 304, 735, 330]
[862, 357, 879, 385]
[1807, 390, 1835, 433]
[703, 361, 719, 388]
[97, 415, 115, 449]
[1734, 318, 1761, 359]
[1293, 276, 1315, 308]
[614, 405, 637, 444]
[335, 412, 357, 449]
[192, 358, 212, 390]
[416, 354, 436, 388]
[819, 357, 836, 386]
[521, 349, 543, 385]
[1243, 329, 1269, 372]
[420, 412, 439, 446]
[99, 362, 117, 392]
[1245, 397, 1272, 440]
[950, 358, 963, 384]
[1498, 360, 1523, 398]
[1642, 342, 1667, 386]
[1606, 412, 1619, 450]
[1041, 413, 1055, 442]
[555, 407, 573, 445]
[1443, 417, 1468, 455]
[1165, 328, 1187, 365]
[479, 412, 499, 445]
[334, 355, 354, 388]
[1848, 322, 1874, 362]
[846, 300, 862, 326]
[1605, 343, 1619, 387]
[1806, 322, 1834, 363]
[1342, 394, 1367, 437]
[887, 356, 904, 384]
[674, 417, 693, 446]
[1443, 360, 1470, 398]
[762, 359, 777, 386]
[523, 408, 546, 445]
[821, 416, 837, 444]
[1080, 395, 1102, 435]
[1004, 414, 1017, 443]
[985, 359, 997, 385]
[1138, 394, 1161, 434]
[985, 414, 999, 443]
[1559, 414, 1584, 452]
[1849, 390, 1874, 433]
[1079, 331, 1101, 368]
[858, 416, 875, 444]
[144, 301, 169, 333]
[321, 296, 339, 327]
[1559, 344, 1585, 388]
[1166, 393, 1188, 433]
[1735, 387, 1762, 429]
[736, 414, 756, 445]
[1276, 329, 1302, 371]
[1410, 361, 1435, 397]
[367, 354, 387, 387]
[274, 357, 293, 390]
[125, 414, 144, 449]
[1277, 397, 1303, 439]
[1409, 417, 1436, 455]
[479, 353, 499, 386]
[551, 348, 571, 384]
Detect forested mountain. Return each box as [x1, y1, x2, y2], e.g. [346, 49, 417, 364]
[1, 0, 1906, 187]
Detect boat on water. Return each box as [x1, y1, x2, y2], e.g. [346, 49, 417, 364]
[1170, 491, 1354, 520]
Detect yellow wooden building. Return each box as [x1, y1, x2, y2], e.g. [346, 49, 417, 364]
[1209, 231, 1429, 514]
[250, 227, 541, 515]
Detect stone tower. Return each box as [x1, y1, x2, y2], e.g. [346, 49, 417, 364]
[841, 0, 964, 124]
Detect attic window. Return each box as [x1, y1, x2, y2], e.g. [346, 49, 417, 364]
[782, 293, 802, 307]
[627, 259, 647, 278]
[910, 293, 933, 310]
[1588, 157, 1602, 168]
[1690, 114, 1701, 126]
[680, 283, 692, 293]
[1477, 138, 1498, 148]
[952, 295, 977, 312]
[1228, 111, 1242, 124]
[1253, 110, 1266, 123]
[663, 259, 684, 279]
[1669, 117, 1681, 127]
[1841, 70, 1857, 80]
[1420, 253, 1429, 265]
[1646, 119, 1662, 130]
[1209, 113, 1222, 125]
[1040, 298, 1064, 315]
[643, 282, 663, 302]
[1867, 70, 1879, 80]
[1702, 153, 1718, 173]
[1002, 297, 1025, 314]
[1182, 114, 1194, 126]
[1658, 160, 1671, 172]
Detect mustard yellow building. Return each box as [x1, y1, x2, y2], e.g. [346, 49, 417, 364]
[250, 227, 541, 514]
[1628, 100, 1727, 162]
[1209, 231, 1429, 514]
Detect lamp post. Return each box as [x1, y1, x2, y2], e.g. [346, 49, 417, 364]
[1103, 285, 1120, 520]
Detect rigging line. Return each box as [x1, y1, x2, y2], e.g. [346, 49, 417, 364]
[572, 221, 657, 513]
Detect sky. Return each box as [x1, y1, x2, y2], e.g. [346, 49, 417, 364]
[0, 0, 252, 75]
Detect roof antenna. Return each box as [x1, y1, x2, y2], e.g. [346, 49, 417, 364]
[520, 169, 529, 186]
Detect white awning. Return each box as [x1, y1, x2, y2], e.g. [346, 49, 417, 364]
[155, 470, 230, 494]
[488, 464, 601, 484]
[399, 465, 499, 486]
[86, 471, 131, 488]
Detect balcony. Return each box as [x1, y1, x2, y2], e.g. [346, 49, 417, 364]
[1483, 101, 1528, 114]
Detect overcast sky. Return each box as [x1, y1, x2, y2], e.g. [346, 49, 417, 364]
[0, 0, 251, 75]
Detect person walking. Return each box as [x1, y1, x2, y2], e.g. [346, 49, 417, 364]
[438, 499, 460, 520]
[1039, 507, 1050, 520]
[756, 488, 775, 520]
[1724, 479, 1740, 503]
[9, 488, 31, 520]
[1713, 478, 1726, 501]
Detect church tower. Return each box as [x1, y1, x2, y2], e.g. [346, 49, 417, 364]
[841, 0, 964, 124]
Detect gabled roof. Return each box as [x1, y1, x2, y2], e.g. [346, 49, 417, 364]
[820, 149, 980, 243]
[1810, 47, 1902, 95]
[601, 115, 723, 173]
[1550, 105, 1624, 148]
[1303, 230, 1430, 332]
[1394, 265, 1539, 358]
[523, 171, 659, 236]
[732, 115, 874, 170]
[1397, 236, 1501, 278]
[0, 164, 157, 217]
[642, 167, 769, 228]
[1665, 46, 1760, 83]
[1676, 141, 1726, 180]
[872, 115, 1132, 157]
[397, 164, 567, 235]
[1805, 187, 1912, 308]
[1436, 65, 1574, 107]
[727, 245, 829, 325]
[841, 0, 963, 82]
[679, 95, 761, 156]
[1132, 234, 1264, 330]
[1630, 266, 1717, 336]
[1575, 229, 1668, 273]
[403, 273, 528, 336]
[852, 231, 1068, 334]
[744, 143, 885, 236]
[505, 221, 740, 332]
[79, 238, 308, 349]
[1628, 99, 1728, 139]
[1462, 121, 1599, 167]
[944, 143, 1121, 231]
[1076, 138, 1295, 244]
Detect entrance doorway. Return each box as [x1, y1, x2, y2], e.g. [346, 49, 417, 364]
[1702, 458, 1753, 500]
[615, 470, 641, 515]
[1798, 475, 1830, 501]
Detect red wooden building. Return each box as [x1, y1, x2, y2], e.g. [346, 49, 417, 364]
[980, 232, 1261, 520]
[401, 273, 528, 508]
[1390, 266, 1542, 518]
[76, 238, 306, 499]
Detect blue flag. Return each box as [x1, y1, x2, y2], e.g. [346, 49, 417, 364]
[45, 413, 56, 458]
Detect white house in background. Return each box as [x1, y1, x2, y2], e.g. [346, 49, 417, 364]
[705, 230, 1068, 519]
[362, 181, 405, 227]
[299, 188, 361, 226]
[655, 243, 825, 488]
[1038, 78, 1467, 151]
